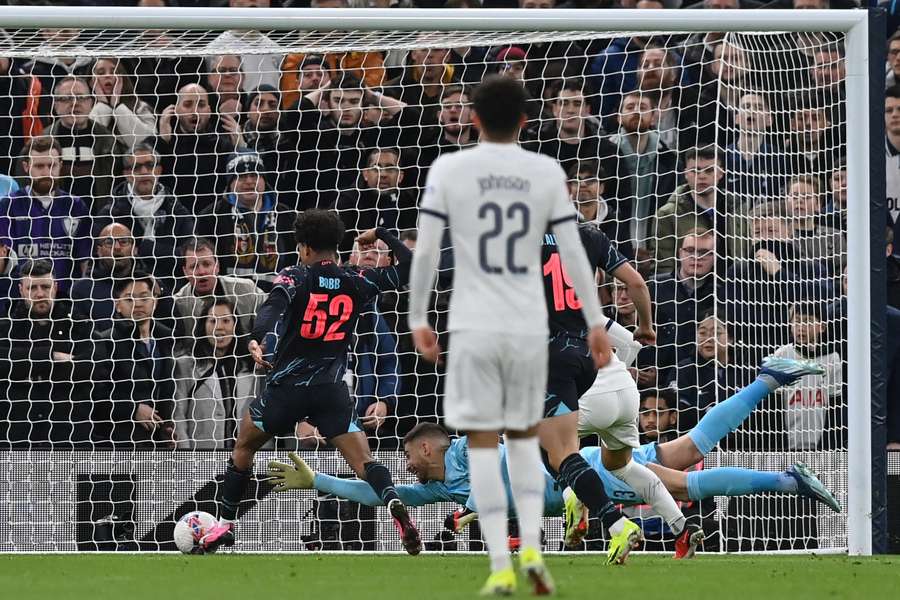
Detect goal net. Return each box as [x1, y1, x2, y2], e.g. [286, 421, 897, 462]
[0, 10, 862, 553]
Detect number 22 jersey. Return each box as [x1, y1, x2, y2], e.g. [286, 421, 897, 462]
[250, 228, 411, 386]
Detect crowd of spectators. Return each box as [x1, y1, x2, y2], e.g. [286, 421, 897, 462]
[0, 0, 894, 455]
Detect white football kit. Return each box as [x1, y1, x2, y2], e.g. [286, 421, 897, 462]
[408, 142, 605, 431]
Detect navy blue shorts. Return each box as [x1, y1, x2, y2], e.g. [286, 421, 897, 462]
[249, 377, 360, 440]
[544, 335, 597, 419]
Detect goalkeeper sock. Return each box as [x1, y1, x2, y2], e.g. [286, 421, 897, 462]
[610, 460, 685, 535]
[558, 452, 622, 533]
[221, 459, 252, 522]
[686, 467, 797, 501]
[363, 461, 400, 504]
[688, 379, 770, 455]
[468, 446, 512, 572]
[504, 437, 545, 552]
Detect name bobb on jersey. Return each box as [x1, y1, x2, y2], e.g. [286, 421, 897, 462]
[543, 223, 627, 416]
[254, 236, 411, 388]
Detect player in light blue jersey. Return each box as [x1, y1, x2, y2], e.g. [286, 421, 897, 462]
[268, 356, 840, 557]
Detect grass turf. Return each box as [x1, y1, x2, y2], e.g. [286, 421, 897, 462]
[2, 554, 899, 599]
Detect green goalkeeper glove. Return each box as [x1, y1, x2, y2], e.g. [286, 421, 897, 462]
[266, 452, 315, 492]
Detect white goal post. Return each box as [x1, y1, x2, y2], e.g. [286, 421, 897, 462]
[0, 6, 878, 556]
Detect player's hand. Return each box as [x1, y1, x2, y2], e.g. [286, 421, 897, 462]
[355, 228, 380, 249]
[361, 400, 388, 431]
[412, 327, 442, 364]
[248, 339, 273, 370]
[634, 326, 656, 346]
[267, 452, 315, 492]
[134, 403, 164, 432]
[587, 325, 613, 369]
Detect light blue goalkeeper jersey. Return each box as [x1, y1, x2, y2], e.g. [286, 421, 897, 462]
[310, 438, 661, 514]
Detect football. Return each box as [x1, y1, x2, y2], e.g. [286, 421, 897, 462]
[174, 511, 219, 554]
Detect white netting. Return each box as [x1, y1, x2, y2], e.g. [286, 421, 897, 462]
[0, 22, 849, 553]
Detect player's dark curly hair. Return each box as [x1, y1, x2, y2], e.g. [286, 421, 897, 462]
[472, 74, 529, 137]
[294, 209, 345, 252]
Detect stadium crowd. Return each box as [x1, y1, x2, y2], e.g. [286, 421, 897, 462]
[0, 0, 895, 462]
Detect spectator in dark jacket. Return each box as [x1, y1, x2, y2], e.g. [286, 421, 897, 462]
[383, 47, 458, 125]
[47, 76, 125, 210]
[0, 136, 91, 297]
[638, 388, 679, 445]
[195, 150, 296, 290]
[96, 273, 176, 448]
[154, 83, 237, 212]
[93, 143, 195, 289]
[0, 259, 107, 448]
[335, 147, 418, 258]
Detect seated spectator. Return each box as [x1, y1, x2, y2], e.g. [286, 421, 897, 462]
[89, 57, 156, 152]
[609, 89, 678, 253]
[567, 159, 612, 229]
[638, 389, 678, 445]
[784, 175, 845, 276]
[783, 94, 840, 178]
[174, 297, 261, 450]
[886, 86, 900, 230]
[415, 84, 477, 185]
[0, 136, 91, 296]
[96, 272, 176, 448]
[241, 85, 301, 210]
[93, 143, 195, 289]
[826, 160, 847, 225]
[72, 223, 147, 331]
[811, 42, 845, 101]
[207, 0, 283, 91]
[773, 301, 844, 450]
[156, 83, 236, 212]
[651, 228, 719, 376]
[205, 54, 245, 117]
[493, 46, 527, 82]
[173, 237, 266, 351]
[47, 76, 124, 209]
[346, 247, 400, 447]
[888, 30, 900, 88]
[0, 56, 26, 177]
[0, 259, 106, 448]
[298, 75, 419, 206]
[195, 150, 295, 288]
[724, 91, 782, 200]
[724, 200, 831, 365]
[635, 42, 683, 151]
[589, 34, 651, 128]
[669, 314, 747, 435]
[651, 145, 748, 275]
[384, 47, 457, 124]
[335, 147, 418, 258]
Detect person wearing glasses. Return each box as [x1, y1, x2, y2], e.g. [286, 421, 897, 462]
[94, 144, 195, 291]
[46, 76, 125, 210]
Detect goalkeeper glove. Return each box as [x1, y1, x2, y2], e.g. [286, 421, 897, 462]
[266, 452, 315, 492]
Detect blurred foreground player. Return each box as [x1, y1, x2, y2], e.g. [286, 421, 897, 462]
[201, 210, 421, 555]
[407, 75, 613, 595]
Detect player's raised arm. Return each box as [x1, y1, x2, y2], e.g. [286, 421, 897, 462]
[549, 175, 612, 368]
[353, 227, 413, 293]
[407, 159, 448, 363]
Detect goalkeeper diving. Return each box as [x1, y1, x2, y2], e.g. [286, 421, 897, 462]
[267, 355, 840, 558]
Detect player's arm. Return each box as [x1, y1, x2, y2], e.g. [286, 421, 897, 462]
[248, 268, 303, 367]
[610, 262, 655, 345]
[550, 188, 611, 367]
[354, 227, 413, 292]
[267, 453, 443, 507]
[408, 160, 449, 363]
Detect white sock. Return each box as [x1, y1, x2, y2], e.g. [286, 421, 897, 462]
[504, 436, 545, 552]
[610, 460, 685, 535]
[468, 446, 512, 572]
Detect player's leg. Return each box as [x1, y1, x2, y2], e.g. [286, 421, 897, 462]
[317, 384, 422, 555]
[329, 429, 422, 555]
[444, 331, 515, 595]
[655, 356, 825, 471]
[202, 411, 273, 552]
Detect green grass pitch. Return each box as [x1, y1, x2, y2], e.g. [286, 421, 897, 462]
[3, 554, 899, 599]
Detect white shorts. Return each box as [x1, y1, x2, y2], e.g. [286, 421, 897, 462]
[577, 385, 640, 451]
[444, 330, 548, 432]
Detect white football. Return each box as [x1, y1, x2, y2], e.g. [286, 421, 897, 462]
[174, 511, 219, 554]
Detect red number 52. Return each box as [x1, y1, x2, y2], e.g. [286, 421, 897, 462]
[300, 293, 354, 341]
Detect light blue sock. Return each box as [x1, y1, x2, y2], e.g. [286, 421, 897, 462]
[687, 379, 771, 455]
[686, 468, 797, 501]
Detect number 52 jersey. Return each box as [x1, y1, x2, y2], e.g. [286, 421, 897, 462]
[251, 230, 411, 386]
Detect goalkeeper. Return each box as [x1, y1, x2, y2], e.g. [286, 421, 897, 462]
[268, 356, 840, 556]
